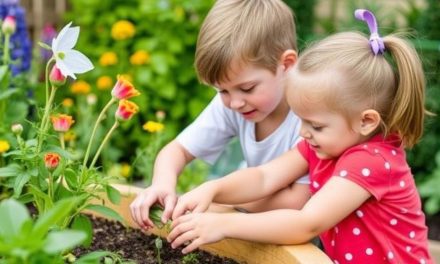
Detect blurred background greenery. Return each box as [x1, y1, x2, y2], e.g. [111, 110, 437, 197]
[3, 0, 440, 214]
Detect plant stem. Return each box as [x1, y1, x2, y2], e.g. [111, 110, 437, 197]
[89, 121, 119, 169]
[37, 86, 58, 153]
[2, 33, 10, 65]
[59, 132, 65, 150]
[81, 98, 116, 170]
[44, 58, 55, 105]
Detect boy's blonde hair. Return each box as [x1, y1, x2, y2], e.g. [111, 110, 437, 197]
[195, 0, 297, 86]
[291, 32, 427, 148]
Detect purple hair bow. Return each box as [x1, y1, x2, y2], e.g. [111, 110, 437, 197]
[355, 9, 385, 55]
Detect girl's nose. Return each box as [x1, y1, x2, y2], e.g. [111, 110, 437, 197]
[300, 126, 312, 139]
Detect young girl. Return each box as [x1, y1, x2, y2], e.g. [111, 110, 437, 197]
[167, 9, 433, 263]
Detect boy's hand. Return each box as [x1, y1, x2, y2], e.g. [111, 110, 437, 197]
[172, 183, 215, 220]
[130, 185, 177, 229]
[167, 212, 225, 254]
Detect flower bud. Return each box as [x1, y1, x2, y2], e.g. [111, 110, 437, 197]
[44, 152, 61, 170]
[11, 123, 23, 135]
[51, 114, 75, 132]
[49, 65, 67, 87]
[111, 75, 140, 100]
[115, 100, 139, 121]
[2, 16, 16, 35]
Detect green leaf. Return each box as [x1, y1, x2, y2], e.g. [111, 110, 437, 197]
[64, 168, 78, 190]
[0, 199, 30, 240]
[71, 214, 93, 247]
[37, 41, 52, 50]
[84, 204, 124, 223]
[32, 197, 79, 239]
[43, 230, 86, 254]
[105, 184, 121, 205]
[75, 250, 113, 264]
[0, 163, 21, 177]
[0, 88, 18, 100]
[13, 172, 31, 198]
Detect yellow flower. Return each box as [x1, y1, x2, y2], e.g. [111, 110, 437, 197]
[70, 80, 91, 95]
[111, 20, 135, 40]
[99, 52, 118, 66]
[130, 50, 150, 66]
[64, 131, 76, 142]
[120, 162, 131, 178]
[0, 140, 10, 153]
[143, 121, 164, 133]
[97, 76, 113, 90]
[62, 98, 74, 107]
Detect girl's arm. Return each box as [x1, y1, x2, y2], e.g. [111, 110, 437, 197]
[168, 176, 371, 253]
[172, 147, 308, 218]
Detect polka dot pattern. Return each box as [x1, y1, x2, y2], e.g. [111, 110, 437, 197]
[298, 136, 432, 263]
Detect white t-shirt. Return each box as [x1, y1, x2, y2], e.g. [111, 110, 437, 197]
[177, 94, 309, 184]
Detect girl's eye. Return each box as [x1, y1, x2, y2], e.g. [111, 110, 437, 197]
[312, 125, 323, 131]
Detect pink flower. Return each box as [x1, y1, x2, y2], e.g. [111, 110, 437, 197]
[44, 152, 60, 170]
[111, 75, 140, 100]
[49, 65, 67, 87]
[115, 100, 139, 121]
[51, 114, 75, 132]
[2, 16, 16, 34]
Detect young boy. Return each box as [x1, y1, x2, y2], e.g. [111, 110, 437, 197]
[130, 0, 310, 229]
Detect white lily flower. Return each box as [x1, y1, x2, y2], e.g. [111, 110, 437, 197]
[51, 22, 94, 79]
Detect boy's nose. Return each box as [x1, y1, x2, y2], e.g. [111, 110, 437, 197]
[230, 97, 245, 110]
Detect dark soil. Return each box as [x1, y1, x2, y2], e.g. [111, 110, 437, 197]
[427, 212, 440, 241]
[72, 215, 239, 264]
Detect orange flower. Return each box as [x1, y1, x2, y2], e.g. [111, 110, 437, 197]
[130, 50, 150, 65]
[62, 98, 74, 107]
[97, 76, 113, 90]
[111, 20, 135, 40]
[70, 80, 91, 94]
[99, 52, 118, 66]
[115, 100, 139, 121]
[44, 152, 60, 170]
[51, 114, 75, 132]
[111, 75, 140, 100]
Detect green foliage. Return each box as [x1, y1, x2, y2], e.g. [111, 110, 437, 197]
[408, 0, 440, 214]
[282, 0, 316, 46]
[62, 0, 216, 170]
[0, 198, 86, 263]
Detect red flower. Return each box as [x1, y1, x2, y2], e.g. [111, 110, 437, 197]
[44, 152, 60, 170]
[115, 100, 139, 121]
[51, 114, 75, 132]
[111, 75, 140, 100]
[49, 65, 66, 87]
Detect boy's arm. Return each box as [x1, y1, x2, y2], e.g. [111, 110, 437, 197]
[130, 140, 194, 229]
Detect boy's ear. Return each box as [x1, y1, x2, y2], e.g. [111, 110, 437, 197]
[280, 49, 297, 71]
[359, 109, 381, 136]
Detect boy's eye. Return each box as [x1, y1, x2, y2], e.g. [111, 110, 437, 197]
[241, 86, 255, 93]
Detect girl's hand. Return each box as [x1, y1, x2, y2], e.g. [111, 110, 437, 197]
[167, 212, 225, 254]
[172, 182, 216, 220]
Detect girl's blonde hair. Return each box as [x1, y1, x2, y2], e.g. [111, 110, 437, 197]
[292, 32, 427, 148]
[195, 0, 297, 86]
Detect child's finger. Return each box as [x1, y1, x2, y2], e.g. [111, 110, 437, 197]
[182, 238, 202, 254]
[162, 195, 176, 223]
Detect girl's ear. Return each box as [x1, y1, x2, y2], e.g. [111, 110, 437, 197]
[359, 109, 381, 136]
[280, 49, 297, 71]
